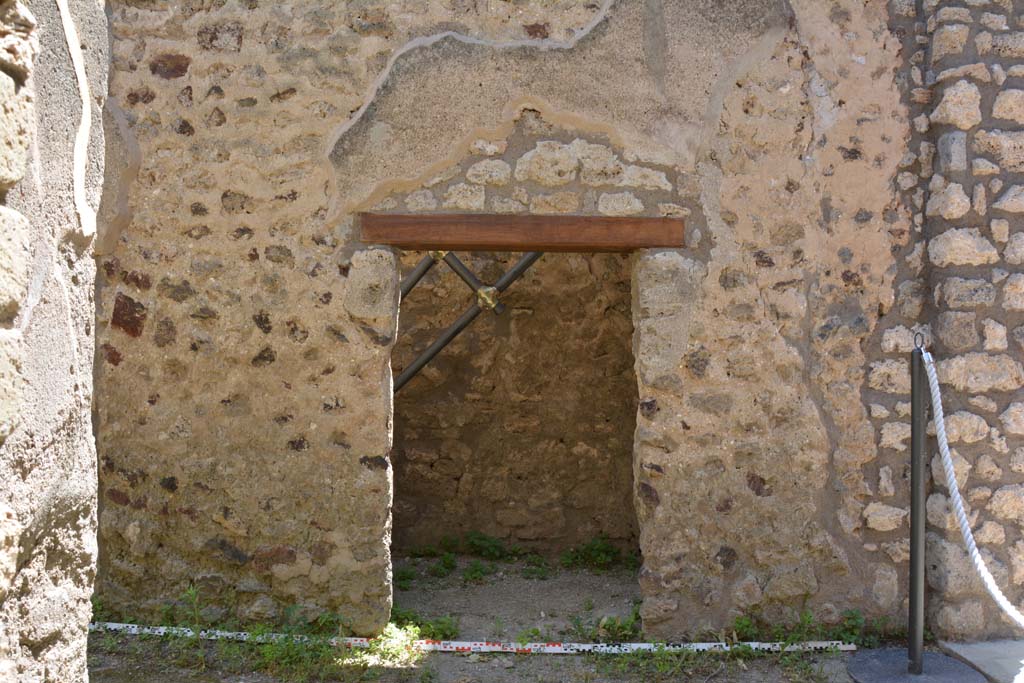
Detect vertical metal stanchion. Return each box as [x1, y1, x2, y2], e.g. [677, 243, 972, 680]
[908, 339, 926, 675]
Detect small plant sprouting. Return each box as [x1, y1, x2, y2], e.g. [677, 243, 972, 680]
[394, 566, 417, 591]
[462, 559, 496, 584]
[427, 552, 457, 578]
[521, 553, 551, 580]
[464, 531, 520, 561]
[560, 536, 632, 571]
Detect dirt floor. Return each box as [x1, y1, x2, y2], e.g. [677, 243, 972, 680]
[88, 558, 858, 682]
[391, 555, 642, 641]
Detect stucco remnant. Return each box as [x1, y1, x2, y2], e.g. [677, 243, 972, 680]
[0, 0, 106, 678]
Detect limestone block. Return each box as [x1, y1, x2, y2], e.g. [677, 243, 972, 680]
[514, 141, 577, 186]
[930, 80, 982, 130]
[991, 218, 1009, 242]
[937, 131, 967, 173]
[994, 89, 1024, 123]
[569, 139, 621, 185]
[618, 165, 671, 191]
[936, 63, 991, 85]
[469, 139, 506, 156]
[932, 24, 969, 62]
[884, 540, 909, 564]
[872, 566, 898, 609]
[930, 410, 989, 443]
[0, 322, 21, 444]
[0, 502, 17, 600]
[975, 132, 1024, 173]
[932, 448, 972, 489]
[935, 8, 970, 24]
[975, 520, 1005, 545]
[1004, 232, 1024, 264]
[863, 502, 907, 531]
[994, 184, 1024, 212]
[982, 319, 1007, 351]
[988, 32, 1024, 58]
[0, 1, 38, 83]
[940, 277, 996, 309]
[925, 183, 971, 220]
[936, 311, 978, 352]
[868, 360, 910, 394]
[598, 191, 643, 216]
[633, 252, 705, 390]
[1003, 403, 1024, 434]
[974, 158, 999, 175]
[529, 191, 578, 214]
[880, 422, 911, 451]
[928, 228, 998, 266]
[974, 184, 987, 215]
[0, 205, 29, 323]
[491, 197, 526, 213]
[442, 183, 485, 210]
[990, 483, 1024, 522]
[981, 13, 1009, 32]
[934, 601, 984, 639]
[936, 353, 1024, 392]
[879, 466, 895, 496]
[0, 71, 31, 190]
[763, 563, 817, 601]
[927, 533, 1004, 598]
[881, 325, 932, 353]
[1004, 273, 1024, 310]
[404, 189, 437, 211]
[1012, 541, 1024, 584]
[465, 159, 511, 186]
[975, 455, 1002, 483]
[927, 492, 973, 532]
[343, 249, 398, 342]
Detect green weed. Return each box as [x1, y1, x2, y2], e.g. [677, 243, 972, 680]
[461, 559, 496, 583]
[427, 552, 456, 578]
[394, 566, 416, 591]
[390, 606, 459, 640]
[521, 553, 551, 580]
[560, 536, 637, 571]
[464, 531, 520, 560]
[439, 535, 461, 554]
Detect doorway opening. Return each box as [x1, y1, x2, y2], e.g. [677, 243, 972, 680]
[388, 249, 641, 638]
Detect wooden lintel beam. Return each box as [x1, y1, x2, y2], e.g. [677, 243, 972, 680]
[358, 213, 685, 252]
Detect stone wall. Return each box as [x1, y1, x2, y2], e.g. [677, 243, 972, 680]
[885, 0, 1024, 639]
[95, 0, 1024, 643]
[0, 0, 107, 679]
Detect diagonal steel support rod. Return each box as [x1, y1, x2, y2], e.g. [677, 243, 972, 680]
[394, 251, 543, 393]
[400, 253, 441, 300]
[442, 252, 506, 314]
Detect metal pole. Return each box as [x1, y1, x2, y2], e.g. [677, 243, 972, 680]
[495, 252, 543, 291]
[908, 341, 926, 675]
[400, 255, 437, 300]
[394, 303, 482, 392]
[393, 252, 543, 393]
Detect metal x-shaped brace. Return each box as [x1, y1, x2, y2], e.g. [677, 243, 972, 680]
[394, 250, 543, 392]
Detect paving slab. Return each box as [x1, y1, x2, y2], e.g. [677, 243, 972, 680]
[940, 640, 1024, 683]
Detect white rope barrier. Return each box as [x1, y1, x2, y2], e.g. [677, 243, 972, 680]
[922, 349, 1024, 630]
[89, 622, 855, 655]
